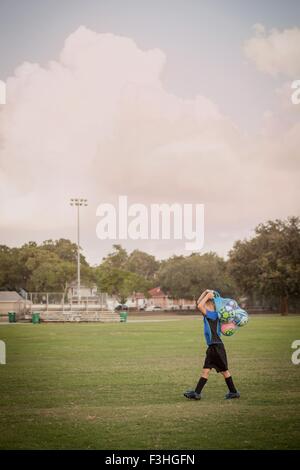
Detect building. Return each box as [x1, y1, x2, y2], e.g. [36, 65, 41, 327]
[147, 287, 171, 309]
[126, 292, 147, 310]
[67, 282, 98, 298]
[131, 287, 196, 310]
[0, 291, 31, 321]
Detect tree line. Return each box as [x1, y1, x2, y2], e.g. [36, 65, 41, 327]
[0, 217, 299, 314]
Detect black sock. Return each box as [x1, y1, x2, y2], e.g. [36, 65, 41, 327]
[225, 376, 237, 393]
[195, 377, 207, 394]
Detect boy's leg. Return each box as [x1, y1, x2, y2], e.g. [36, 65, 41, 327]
[201, 368, 211, 379]
[184, 368, 210, 400]
[195, 368, 210, 394]
[221, 370, 240, 398]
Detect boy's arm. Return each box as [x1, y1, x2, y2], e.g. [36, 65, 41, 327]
[197, 292, 214, 315]
[197, 290, 209, 304]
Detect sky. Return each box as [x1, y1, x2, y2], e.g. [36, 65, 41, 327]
[0, 0, 299, 264]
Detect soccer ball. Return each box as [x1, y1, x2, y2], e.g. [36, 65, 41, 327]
[228, 299, 238, 309]
[221, 322, 237, 336]
[218, 305, 236, 323]
[233, 309, 249, 327]
[213, 292, 249, 334]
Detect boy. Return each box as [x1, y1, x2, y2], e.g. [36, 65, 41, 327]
[184, 289, 240, 400]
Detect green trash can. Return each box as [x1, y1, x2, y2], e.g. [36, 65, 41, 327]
[119, 311, 128, 323]
[8, 311, 16, 323]
[32, 312, 40, 324]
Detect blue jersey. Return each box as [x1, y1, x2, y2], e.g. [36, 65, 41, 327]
[203, 309, 222, 346]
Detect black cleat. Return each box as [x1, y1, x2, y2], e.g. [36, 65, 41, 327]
[184, 390, 201, 400]
[225, 391, 240, 399]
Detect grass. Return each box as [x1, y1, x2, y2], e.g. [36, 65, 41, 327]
[0, 315, 299, 450]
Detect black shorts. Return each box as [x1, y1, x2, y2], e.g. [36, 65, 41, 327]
[203, 343, 228, 372]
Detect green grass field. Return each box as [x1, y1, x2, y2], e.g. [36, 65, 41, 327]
[0, 315, 300, 450]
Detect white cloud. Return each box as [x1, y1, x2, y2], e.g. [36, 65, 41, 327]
[244, 25, 300, 77]
[0, 26, 299, 261]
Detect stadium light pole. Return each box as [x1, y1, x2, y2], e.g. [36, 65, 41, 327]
[70, 198, 88, 302]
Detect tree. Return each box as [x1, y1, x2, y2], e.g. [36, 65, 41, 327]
[95, 265, 150, 304]
[22, 248, 74, 291]
[126, 249, 159, 281]
[0, 239, 91, 293]
[159, 252, 234, 305]
[41, 238, 89, 265]
[28, 258, 76, 292]
[117, 271, 150, 304]
[101, 244, 128, 269]
[95, 245, 157, 304]
[0, 245, 24, 290]
[5, 242, 40, 291]
[228, 217, 300, 314]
